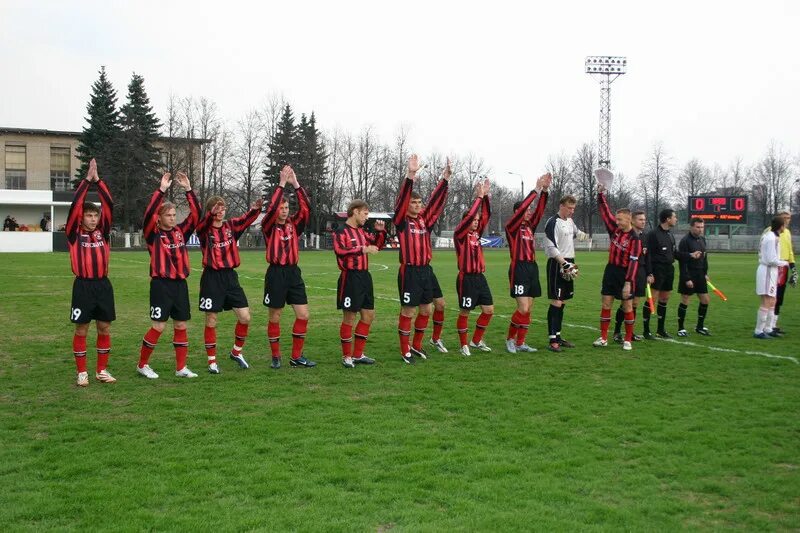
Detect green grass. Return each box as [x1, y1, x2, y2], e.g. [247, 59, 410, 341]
[0, 249, 798, 531]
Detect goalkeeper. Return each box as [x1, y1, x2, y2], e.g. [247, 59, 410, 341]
[772, 211, 796, 335]
[543, 195, 587, 352]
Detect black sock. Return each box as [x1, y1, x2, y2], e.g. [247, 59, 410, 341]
[643, 304, 651, 333]
[678, 303, 688, 330]
[657, 301, 668, 332]
[556, 305, 565, 340]
[547, 305, 557, 339]
[614, 307, 624, 335]
[697, 303, 708, 329]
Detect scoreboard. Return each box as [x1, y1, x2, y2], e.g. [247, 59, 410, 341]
[687, 196, 748, 224]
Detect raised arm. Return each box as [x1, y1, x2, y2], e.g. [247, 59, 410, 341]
[230, 198, 263, 240]
[143, 173, 171, 241]
[66, 179, 91, 241]
[597, 190, 617, 235]
[505, 190, 538, 235]
[393, 155, 421, 227]
[422, 158, 452, 227]
[95, 178, 113, 236]
[478, 194, 492, 236]
[174, 172, 200, 238]
[455, 197, 483, 241]
[528, 190, 549, 231]
[291, 186, 311, 233]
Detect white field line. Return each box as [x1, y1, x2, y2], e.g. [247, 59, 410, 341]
[79, 258, 800, 365]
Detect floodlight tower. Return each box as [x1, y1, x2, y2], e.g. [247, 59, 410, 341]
[585, 56, 627, 168]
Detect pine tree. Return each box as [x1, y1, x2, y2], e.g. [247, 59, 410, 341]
[117, 73, 163, 230]
[75, 66, 121, 184]
[298, 112, 328, 234]
[264, 104, 299, 187]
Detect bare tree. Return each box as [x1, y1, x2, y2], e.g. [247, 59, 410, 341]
[545, 152, 573, 217]
[231, 110, 267, 212]
[725, 156, 749, 195]
[751, 142, 795, 225]
[572, 142, 598, 234]
[676, 158, 715, 211]
[638, 143, 673, 229]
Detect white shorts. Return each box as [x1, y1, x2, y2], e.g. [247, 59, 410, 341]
[756, 265, 778, 297]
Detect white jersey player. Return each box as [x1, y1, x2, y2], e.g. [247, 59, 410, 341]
[754, 215, 789, 338]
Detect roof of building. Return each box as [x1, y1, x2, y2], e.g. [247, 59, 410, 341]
[0, 126, 210, 144]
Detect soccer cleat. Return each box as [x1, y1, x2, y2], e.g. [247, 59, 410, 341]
[656, 331, 673, 339]
[505, 339, 517, 353]
[229, 351, 250, 369]
[271, 357, 281, 369]
[622, 341, 633, 351]
[429, 338, 448, 353]
[175, 366, 198, 378]
[772, 327, 783, 334]
[401, 352, 415, 364]
[753, 332, 771, 340]
[767, 330, 782, 338]
[612, 333, 623, 344]
[515, 343, 537, 353]
[353, 355, 375, 365]
[208, 363, 220, 374]
[459, 345, 471, 357]
[695, 327, 711, 336]
[592, 337, 608, 347]
[77, 371, 89, 387]
[643, 331, 655, 340]
[137, 365, 159, 379]
[469, 340, 492, 352]
[95, 369, 117, 383]
[290, 356, 316, 368]
[557, 338, 575, 348]
[677, 329, 688, 337]
[342, 357, 355, 369]
[632, 334, 644, 342]
[410, 346, 428, 360]
[548, 342, 562, 353]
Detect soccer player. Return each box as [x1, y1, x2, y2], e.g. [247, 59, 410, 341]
[195, 195, 263, 373]
[454, 179, 493, 356]
[754, 215, 790, 338]
[771, 211, 796, 334]
[644, 209, 701, 339]
[592, 183, 642, 351]
[505, 173, 550, 353]
[261, 165, 315, 369]
[137, 171, 201, 379]
[394, 154, 451, 364]
[333, 200, 387, 368]
[676, 218, 711, 336]
[543, 194, 587, 352]
[612, 211, 650, 343]
[66, 158, 116, 386]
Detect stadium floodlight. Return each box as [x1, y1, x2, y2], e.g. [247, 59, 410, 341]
[507, 171, 524, 198]
[585, 55, 627, 168]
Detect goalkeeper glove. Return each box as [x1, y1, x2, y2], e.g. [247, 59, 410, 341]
[790, 267, 798, 288]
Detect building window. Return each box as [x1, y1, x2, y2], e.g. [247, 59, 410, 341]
[5, 144, 26, 190]
[50, 146, 71, 191]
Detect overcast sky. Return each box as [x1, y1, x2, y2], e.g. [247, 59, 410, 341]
[2, 0, 798, 192]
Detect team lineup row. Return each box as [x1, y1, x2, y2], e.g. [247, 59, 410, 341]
[66, 157, 795, 386]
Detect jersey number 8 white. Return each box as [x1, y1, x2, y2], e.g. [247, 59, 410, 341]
[343, 297, 352, 308]
[200, 297, 213, 310]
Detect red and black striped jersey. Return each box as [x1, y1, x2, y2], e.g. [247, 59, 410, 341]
[66, 179, 113, 279]
[261, 185, 310, 266]
[392, 177, 449, 265]
[143, 188, 201, 280]
[505, 189, 548, 265]
[333, 224, 387, 271]
[454, 196, 491, 274]
[196, 207, 260, 270]
[598, 192, 642, 282]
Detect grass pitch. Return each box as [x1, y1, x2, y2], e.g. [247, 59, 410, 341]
[0, 249, 798, 531]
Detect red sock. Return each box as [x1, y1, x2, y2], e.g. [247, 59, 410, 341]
[268, 322, 281, 357]
[353, 321, 371, 358]
[398, 315, 412, 355]
[600, 308, 612, 340]
[173, 328, 188, 371]
[624, 311, 635, 342]
[204, 326, 217, 364]
[456, 314, 469, 346]
[233, 322, 249, 354]
[515, 312, 531, 346]
[73, 334, 87, 373]
[472, 313, 492, 344]
[291, 318, 308, 360]
[139, 327, 162, 368]
[508, 311, 522, 340]
[432, 309, 445, 341]
[340, 322, 353, 357]
[412, 314, 430, 350]
[96, 333, 110, 372]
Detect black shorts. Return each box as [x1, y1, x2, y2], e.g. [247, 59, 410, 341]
[651, 263, 675, 292]
[601, 264, 634, 300]
[337, 270, 374, 311]
[264, 264, 308, 308]
[678, 272, 708, 295]
[70, 277, 116, 324]
[457, 272, 493, 310]
[546, 258, 574, 301]
[199, 268, 248, 313]
[634, 270, 647, 298]
[150, 277, 191, 321]
[398, 264, 443, 307]
[509, 261, 542, 298]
